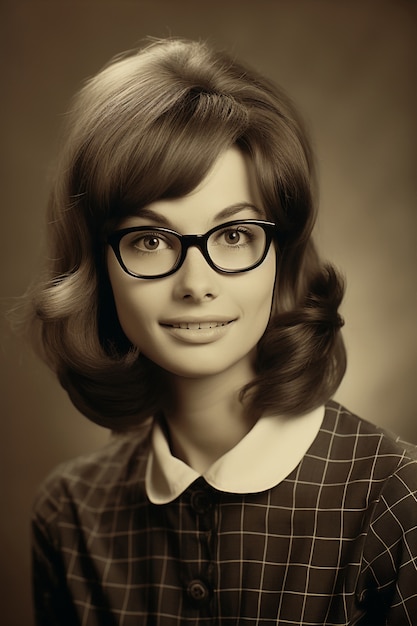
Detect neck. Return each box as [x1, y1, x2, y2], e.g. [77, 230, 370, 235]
[162, 365, 258, 474]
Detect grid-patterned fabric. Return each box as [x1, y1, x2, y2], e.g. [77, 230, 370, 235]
[32, 402, 417, 625]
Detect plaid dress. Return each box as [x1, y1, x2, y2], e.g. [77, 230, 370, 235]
[32, 401, 417, 625]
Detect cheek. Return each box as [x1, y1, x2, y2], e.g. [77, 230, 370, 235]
[107, 256, 154, 343]
[112, 283, 154, 325]
[256, 250, 277, 306]
[240, 252, 276, 326]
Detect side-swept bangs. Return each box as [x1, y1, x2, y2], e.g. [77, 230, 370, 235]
[65, 47, 252, 236]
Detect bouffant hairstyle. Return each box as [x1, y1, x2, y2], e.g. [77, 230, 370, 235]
[25, 38, 346, 428]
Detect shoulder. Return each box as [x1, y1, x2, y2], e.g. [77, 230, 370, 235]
[324, 400, 417, 469]
[324, 402, 417, 566]
[32, 422, 152, 530]
[316, 401, 417, 512]
[326, 402, 417, 615]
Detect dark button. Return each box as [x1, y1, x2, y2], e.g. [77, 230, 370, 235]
[190, 489, 213, 514]
[187, 579, 210, 604]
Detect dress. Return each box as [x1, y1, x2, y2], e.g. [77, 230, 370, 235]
[32, 401, 417, 625]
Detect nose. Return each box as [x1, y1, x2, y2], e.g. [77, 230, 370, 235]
[172, 246, 220, 302]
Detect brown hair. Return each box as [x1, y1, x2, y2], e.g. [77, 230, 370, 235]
[23, 38, 346, 428]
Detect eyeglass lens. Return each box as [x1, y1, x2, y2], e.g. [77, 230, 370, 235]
[118, 222, 268, 276]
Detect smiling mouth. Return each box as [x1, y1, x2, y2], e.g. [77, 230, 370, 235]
[162, 321, 234, 330]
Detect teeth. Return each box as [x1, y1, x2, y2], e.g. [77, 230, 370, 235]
[171, 321, 229, 330]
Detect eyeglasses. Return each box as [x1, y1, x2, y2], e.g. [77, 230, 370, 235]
[107, 219, 277, 279]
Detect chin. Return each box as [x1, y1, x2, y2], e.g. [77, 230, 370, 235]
[158, 353, 256, 382]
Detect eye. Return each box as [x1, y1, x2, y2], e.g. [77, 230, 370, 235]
[130, 233, 172, 253]
[224, 230, 242, 245]
[138, 236, 163, 251]
[216, 226, 253, 247]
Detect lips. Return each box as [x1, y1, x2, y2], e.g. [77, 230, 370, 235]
[162, 320, 234, 330]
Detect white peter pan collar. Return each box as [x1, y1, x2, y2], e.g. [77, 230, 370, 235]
[146, 405, 325, 504]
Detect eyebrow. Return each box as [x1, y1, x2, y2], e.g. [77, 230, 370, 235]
[131, 203, 265, 227]
[216, 203, 265, 221]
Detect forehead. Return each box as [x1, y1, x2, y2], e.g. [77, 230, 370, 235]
[121, 148, 265, 232]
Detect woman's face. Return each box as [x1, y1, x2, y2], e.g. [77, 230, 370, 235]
[107, 147, 276, 383]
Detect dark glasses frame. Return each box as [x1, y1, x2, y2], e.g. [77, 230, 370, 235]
[107, 219, 278, 279]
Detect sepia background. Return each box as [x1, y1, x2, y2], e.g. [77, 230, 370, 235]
[1, 1, 416, 623]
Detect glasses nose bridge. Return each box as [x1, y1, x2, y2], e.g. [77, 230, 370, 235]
[180, 232, 209, 261]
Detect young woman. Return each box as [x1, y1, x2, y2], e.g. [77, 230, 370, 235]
[26, 39, 416, 625]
